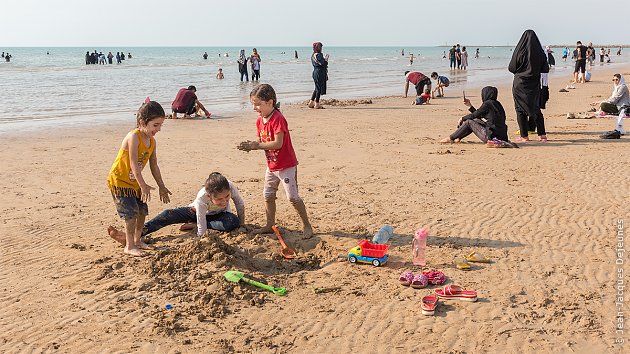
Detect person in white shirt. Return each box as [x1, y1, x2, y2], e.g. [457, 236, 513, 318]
[108, 172, 245, 244]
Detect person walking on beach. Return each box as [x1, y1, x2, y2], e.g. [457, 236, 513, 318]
[600, 48, 606, 63]
[562, 47, 568, 61]
[573, 41, 587, 84]
[475, 48, 480, 59]
[404, 71, 432, 101]
[237, 84, 313, 238]
[508, 29, 549, 142]
[106, 101, 171, 257]
[171, 85, 211, 119]
[85, 51, 90, 65]
[116, 52, 121, 64]
[294, 50, 298, 59]
[456, 44, 462, 69]
[203, 52, 208, 60]
[309, 42, 329, 109]
[449, 45, 457, 69]
[107, 52, 113, 64]
[617, 47, 622, 56]
[250, 48, 261, 81]
[460, 46, 469, 70]
[237, 49, 249, 81]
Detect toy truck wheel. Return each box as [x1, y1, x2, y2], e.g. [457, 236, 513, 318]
[372, 259, 381, 267]
[349, 256, 357, 263]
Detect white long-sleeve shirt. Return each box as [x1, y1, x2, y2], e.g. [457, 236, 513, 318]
[189, 181, 244, 236]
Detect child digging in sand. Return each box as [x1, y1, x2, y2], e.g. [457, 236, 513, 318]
[108, 172, 245, 243]
[237, 84, 313, 238]
[440, 86, 515, 147]
[107, 101, 171, 257]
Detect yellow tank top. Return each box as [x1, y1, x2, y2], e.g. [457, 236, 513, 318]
[107, 129, 155, 197]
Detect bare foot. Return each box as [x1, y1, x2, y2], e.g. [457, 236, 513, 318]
[124, 247, 147, 257]
[314, 104, 325, 109]
[303, 224, 314, 239]
[308, 101, 315, 108]
[454, 138, 461, 143]
[439, 138, 454, 144]
[253, 225, 274, 235]
[136, 241, 155, 250]
[107, 226, 126, 246]
[179, 223, 196, 231]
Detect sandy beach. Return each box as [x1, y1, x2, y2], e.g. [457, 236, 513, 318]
[1, 64, 629, 353]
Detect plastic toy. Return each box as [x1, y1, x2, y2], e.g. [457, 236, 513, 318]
[347, 240, 390, 267]
[224, 270, 287, 296]
[272, 225, 296, 259]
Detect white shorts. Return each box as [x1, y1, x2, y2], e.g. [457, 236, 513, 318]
[263, 166, 300, 201]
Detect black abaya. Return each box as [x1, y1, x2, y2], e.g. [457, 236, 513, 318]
[508, 30, 549, 137]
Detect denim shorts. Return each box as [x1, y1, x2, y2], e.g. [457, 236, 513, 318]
[113, 194, 148, 220]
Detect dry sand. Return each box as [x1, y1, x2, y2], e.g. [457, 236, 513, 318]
[1, 64, 629, 353]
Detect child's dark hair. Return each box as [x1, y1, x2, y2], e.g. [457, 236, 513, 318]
[136, 101, 165, 127]
[205, 172, 230, 195]
[431, 72, 438, 78]
[250, 84, 280, 109]
[404, 71, 410, 75]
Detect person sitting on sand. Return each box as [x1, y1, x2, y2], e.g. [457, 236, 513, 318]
[404, 71, 432, 101]
[216, 68, 224, 79]
[440, 86, 511, 146]
[430, 72, 450, 98]
[170, 85, 211, 119]
[590, 73, 630, 115]
[414, 88, 431, 105]
[108, 172, 246, 244]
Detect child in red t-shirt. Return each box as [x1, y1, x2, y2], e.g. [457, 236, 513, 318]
[238, 84, 313, 238]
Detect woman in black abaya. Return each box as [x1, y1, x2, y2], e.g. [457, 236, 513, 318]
[309, 42, 329, 109]
[508, 30, 550, 141]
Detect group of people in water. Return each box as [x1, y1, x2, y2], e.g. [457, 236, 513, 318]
[1, 52, 12, 62]
[85, 50, 132, 65]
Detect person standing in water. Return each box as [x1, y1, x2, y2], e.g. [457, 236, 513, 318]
[250, 48, 261, 81]
[237, 49, 249, 82]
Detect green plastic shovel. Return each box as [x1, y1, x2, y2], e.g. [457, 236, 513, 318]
[223, 270, 287, 296]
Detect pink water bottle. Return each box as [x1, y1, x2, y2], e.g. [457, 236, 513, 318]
[412, 228, 428, 266]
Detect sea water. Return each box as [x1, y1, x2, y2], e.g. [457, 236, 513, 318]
[0, 46, 626, 133]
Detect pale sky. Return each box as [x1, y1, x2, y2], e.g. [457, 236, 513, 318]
[3, 0, 629, 47]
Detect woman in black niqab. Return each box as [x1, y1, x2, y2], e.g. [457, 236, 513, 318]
[508, 29, 550, 141]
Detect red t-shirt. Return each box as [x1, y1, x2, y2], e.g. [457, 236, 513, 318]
[406, 71, 427, 85]
[171, 88, 197, 111]
[256, 110, 298, 171]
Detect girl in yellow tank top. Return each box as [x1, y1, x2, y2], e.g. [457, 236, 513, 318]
[106, 101, 172, 257]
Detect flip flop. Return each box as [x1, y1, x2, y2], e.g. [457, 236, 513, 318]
[421, 294, 439, 315]
[399, 271, 414, 286]
[434, 284, 477, 302]
[454, 258, 471, 270]
[464, 251, 492, 263]
[422, 270, 446, 285]
[410, 274, 428, 289]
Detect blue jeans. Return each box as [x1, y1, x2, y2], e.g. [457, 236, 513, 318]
[240, 70, 249, 81]
[142, 206, 240, 235]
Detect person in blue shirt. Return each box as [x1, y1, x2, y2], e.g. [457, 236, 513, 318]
[430, 72, 450, 98]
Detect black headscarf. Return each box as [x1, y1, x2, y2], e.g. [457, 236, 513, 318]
[508, 30, 549, 79]
[508, 30, 549, 117]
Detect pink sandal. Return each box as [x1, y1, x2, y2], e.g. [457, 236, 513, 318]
[410, 274, 428, 289]
[399, 271, 414, 286]
[434, 284, 477, 302]
[422, 270, 446, 285]
[421, 294, 439, 315]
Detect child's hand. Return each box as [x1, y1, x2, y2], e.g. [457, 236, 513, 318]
[140, 183, 155, 202]
[463, 98, 471, 107]
[237, 140, 258, 152]
[159, 186, 172, 203]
